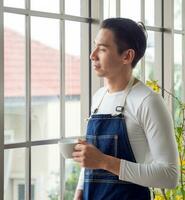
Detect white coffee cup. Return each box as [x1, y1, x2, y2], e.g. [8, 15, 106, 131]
[59, 138, 78, 159]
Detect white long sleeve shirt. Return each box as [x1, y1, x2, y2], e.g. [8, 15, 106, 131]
[77, 80, 179, 190]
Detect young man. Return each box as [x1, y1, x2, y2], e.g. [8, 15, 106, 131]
[73, 18, 179, 200]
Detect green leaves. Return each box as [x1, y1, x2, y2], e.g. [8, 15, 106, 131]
[147, 80, 185, 200]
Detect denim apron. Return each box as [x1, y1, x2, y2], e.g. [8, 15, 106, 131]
[83, 77, 151, 200]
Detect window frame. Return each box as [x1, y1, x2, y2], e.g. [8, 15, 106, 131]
[1, 0, 184, 199]
[0, 0, 102, 199]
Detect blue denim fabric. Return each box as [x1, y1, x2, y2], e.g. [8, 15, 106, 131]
[83, 114, 151, 200]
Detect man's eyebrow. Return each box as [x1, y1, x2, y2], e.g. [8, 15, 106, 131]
[93, 40, 110, 47]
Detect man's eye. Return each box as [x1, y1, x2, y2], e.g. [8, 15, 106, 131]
[99, 48, 106, 51]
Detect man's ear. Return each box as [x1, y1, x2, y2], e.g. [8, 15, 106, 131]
[122, 49, 135, 65]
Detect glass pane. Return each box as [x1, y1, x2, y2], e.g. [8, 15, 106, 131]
[65, 21, 82, 137]
[145, 0, 161, 27]
[145, 0, 154, 26]
[133, 60, 142, 80]
[174, 0, 182, 30]
[121, 0, 140, 21]
[64, 20, 88, 198]
[31, 0, 59, 13]
[4, 0, 25, 8]
[31, 145, 60, 200]
[173, 34, 182, 123]
[103, 0, 116, 19]
[64, 160, 80, 199]
[174, 34, 182, 99]
[31, 17, 60, 140]
[4, 13, 26, 144]
[4, 148, 26, 200]
[65, 0, 88, 17]
[145, 31, 162, 85]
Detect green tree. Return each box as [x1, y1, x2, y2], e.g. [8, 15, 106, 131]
[64, 163, 81, 200]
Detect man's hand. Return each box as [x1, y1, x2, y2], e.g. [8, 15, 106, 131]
[72, 140, 121, 176]
[73, 189, 83, 200]
[72, 140, 106, 169]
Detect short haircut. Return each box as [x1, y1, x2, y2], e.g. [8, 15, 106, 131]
[100, 18, 147, 68]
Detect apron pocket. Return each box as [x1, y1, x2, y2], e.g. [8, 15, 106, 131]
[86, 134, 118, 157]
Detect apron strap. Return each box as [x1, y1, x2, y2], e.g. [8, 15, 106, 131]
[114, 76, 135, 115]
[92, 89, 107, 114]
[93, 76, 135, 115]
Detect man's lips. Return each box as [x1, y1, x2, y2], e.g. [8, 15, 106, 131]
[92, 63, 101, 69]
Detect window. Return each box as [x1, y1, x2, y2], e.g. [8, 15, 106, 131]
[173, 0, 183, 123]
[0, 0, 100, 199]
[1, 1, 184, 200]
[16, 183, 35, 200]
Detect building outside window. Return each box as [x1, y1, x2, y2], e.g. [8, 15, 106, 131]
[0, 0, 96, 199]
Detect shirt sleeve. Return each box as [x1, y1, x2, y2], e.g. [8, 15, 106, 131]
[119, 93, 179, 188]
[76, 168, 84, 190]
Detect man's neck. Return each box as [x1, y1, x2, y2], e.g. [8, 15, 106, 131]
[105, 73, 133, 93]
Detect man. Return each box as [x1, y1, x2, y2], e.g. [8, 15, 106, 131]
[73, 18, 179, 200]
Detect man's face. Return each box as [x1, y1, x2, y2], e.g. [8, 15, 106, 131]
[90, 28, 125, 79]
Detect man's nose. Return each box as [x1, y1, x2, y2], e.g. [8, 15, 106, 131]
[90, 47, 98, 60]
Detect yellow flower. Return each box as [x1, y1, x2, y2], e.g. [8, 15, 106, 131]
[175, 195, 183, 200]
[146, 80, 160, 93]
[182, 160, 185, 166]
[154, 195, 165, 200]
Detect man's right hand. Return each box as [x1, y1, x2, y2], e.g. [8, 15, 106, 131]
[73, 189, 83, 200]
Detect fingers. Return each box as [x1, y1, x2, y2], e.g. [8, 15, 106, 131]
[72, 143, 85, 160]
[73, 142, 87, 164]
[73, 156, 83, 163]
[74, 143, 85, 151]
[78, 139, 87, 144]
[72, 150, 83, 158]
[72, 151, 84, 165]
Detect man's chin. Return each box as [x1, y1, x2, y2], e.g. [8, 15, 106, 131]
[94, 71, 105, 77]
[96, 73, 105, 78]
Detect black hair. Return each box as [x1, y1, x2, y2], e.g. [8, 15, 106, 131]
[100, 18, 147, 68]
